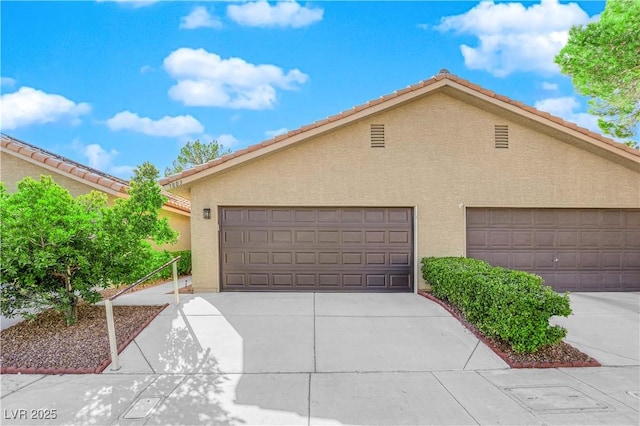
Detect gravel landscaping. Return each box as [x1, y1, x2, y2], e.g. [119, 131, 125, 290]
[418, 290, 600, 367]
[0, 303, 166, 373]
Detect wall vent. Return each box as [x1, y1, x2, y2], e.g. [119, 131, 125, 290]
[495, 125, 509, 148]
[370, 124, 385, 148]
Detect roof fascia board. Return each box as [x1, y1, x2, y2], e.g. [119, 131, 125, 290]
[2, 147, 125, 197]
[443, 84, 640, 167]
[163, 79, 450, 190]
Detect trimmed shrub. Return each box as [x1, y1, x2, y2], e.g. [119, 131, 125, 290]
[144, 250, 192, 281]
[421, 257, 571, 353]
[173, 250, 192, 275]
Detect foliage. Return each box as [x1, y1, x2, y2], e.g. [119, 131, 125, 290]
[0, 163, 177, 325]
[555, 0, 640, 147]
[143, 250, 191, 281]
[421, 257, 572, 353]
[174, 250, 192, 275]
[164, 139, 231, 176]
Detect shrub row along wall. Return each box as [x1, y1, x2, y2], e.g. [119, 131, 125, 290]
[421, 257, 571, 353]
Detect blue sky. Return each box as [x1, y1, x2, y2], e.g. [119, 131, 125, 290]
[1, 0, 609, 179]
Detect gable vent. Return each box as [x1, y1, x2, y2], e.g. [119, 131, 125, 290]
[370, 124, 385, 148]
[495, 125, 509, 149]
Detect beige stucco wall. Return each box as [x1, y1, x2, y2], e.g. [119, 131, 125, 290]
[1, 152, 117, 200]
[185, 92, 639, 292]
[1, 152, 191, 252]
[156, 209, 191, 252]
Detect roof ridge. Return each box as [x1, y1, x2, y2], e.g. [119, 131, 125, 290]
[160, 72, 638, 186]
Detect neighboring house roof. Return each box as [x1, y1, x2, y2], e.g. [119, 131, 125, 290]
[160, 71, 639, 190]
[1, 133, 191, 214]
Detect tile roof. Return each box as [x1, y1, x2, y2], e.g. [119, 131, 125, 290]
[1, 133, 190, 214]
[160, 71, 639, 187]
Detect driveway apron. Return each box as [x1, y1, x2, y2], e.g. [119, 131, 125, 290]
[1, 290, 638, 425]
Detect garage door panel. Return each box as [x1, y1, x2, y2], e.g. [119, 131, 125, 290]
[557, 231, 578, 246]
[602, 210, 623, 226]
[467, 208, 639, 292]
[224, 230, 244, 243]
[365, 231, 385, 243]
[365, 209, 385, 223]
[273, 252, 293, 264]
[512, 209, 534, 226]
[273, 274, 293, 286]
[272, 209, 292, 222]
[512, 231, 533, 248]
[488, 231, 510, 247]
[512, 252, 534, 269]
[467, 230, 487, 248]
[627, 231, 640, 248]
[248, 209, 268, 222]
[342, 209, 363, 222]
[248, 230, 268, 243]
[220, 207, 413, 292]
[624, 253, 640, 268]
[248, 252, 268, 264]
[344, 275, 363, 287]
[389, 209, 411, 223]
[534, 231, 555, 247]
[224, 252, 245, 265]
[295, 230, 315, 243]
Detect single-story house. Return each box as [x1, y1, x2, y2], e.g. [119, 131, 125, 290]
[1, 133, 191, 252]
[162, 70, 639, 293]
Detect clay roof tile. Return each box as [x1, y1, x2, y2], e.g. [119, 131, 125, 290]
[157, 71, 638, 185]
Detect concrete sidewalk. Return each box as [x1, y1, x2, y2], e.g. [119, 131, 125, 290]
[1, 289, 639, 425]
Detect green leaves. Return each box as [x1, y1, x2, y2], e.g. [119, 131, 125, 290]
[0, 164, 178, 325]
[555, 0, 640, 146]
[164, 139, 231, 177]
[421, 257, 572, 354]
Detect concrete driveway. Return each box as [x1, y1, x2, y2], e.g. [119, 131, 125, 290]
[1, 290, 638, 425]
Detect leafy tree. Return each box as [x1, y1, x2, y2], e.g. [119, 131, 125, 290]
[164, 139, 231, 177]
[0, 163, 177, 325]
[555, 0, 640, 147]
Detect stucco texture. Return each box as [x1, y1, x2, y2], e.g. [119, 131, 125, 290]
[179, 93, 639, 291]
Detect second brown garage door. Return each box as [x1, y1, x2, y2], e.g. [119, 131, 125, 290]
[219, 207, 414, 292]
[466, 208, 640, 292]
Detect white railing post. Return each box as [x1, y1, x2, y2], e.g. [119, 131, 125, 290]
[103, 256, 181, 371]
[105, 299, 120, 371]
[173, 261, 179, 305]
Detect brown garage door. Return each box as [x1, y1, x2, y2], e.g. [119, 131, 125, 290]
[220, 207, 413, 292]
[466, 208, 640, 292]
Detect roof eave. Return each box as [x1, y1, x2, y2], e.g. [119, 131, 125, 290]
[161, 78, 451, 190]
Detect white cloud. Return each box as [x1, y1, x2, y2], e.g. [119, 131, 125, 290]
[106, 111, 204, 137]
[227, 1, 323, 28]
[1, 77, 16, 87]
[265, 127, 288, 138]
[542, 82, 559, 91]
[437, 0, 590, 77]
[535, 97, 600, 133]
[164, 47, 308, 109]
[84, 143, 119, 170]
[0, 87, 91, 130]
[96, 0, 158, 8]
[180, 6, 222, 30]
[217, 134, 240, 147]
[140, 65, 154, 74]
[71, 139, 135, 178]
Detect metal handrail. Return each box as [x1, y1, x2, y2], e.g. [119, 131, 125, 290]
[104, 256, 182, 371]
[108, 256, 181, 301]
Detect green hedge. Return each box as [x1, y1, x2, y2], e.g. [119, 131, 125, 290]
[421, 257, 571, 353]
[145, 249, 192, 281]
